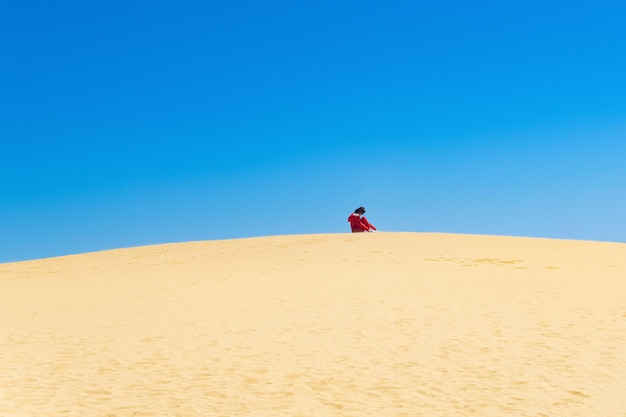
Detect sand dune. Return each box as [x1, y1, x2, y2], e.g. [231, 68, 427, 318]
[1, 232, 625, 416]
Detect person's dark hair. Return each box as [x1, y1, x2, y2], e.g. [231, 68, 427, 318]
[355, 207, 366, 214]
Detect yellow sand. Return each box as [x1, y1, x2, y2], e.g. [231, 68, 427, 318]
[1, 232, 625, 416]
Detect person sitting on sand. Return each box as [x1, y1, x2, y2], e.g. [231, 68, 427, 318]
[348, 207, 377, 233]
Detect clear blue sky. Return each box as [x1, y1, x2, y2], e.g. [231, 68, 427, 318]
[2, 0, 625, 262]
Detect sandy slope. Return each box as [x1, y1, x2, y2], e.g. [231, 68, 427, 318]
[1, 232, 625, 416]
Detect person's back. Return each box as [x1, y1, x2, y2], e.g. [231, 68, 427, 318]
[348, 207, 377, 233]
[348, 212, 366, 232]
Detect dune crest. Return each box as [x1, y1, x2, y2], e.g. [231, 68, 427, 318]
[1, 232, 625, 416]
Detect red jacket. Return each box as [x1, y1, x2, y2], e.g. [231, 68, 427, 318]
[348, 213, 377, 232]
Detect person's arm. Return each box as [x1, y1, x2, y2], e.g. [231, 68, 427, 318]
[361, 216, 376, 231]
